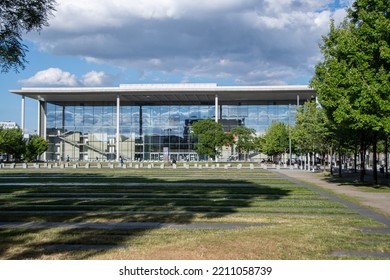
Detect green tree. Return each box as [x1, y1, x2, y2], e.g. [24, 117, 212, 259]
[25, 135, 48, 162]
[260, 122, 289, 162]
[191, 119, 233, 161]
[310, 0, 390, 183]
[292, 101, 330, 158]
[0, 127, 25, 161]
[0, 0, 56, 72]
[0, 127, 4, 151]
[231, 126, 256, 161]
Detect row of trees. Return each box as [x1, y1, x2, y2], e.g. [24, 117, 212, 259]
[190, 102, 329, 164]
[310, 0, 389, 183]
[191, 118, 289, 162]
[191, 96, 389, 182]
[0, 128, 48, 162]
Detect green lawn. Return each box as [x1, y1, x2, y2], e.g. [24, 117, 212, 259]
[0, 168, 389, 260]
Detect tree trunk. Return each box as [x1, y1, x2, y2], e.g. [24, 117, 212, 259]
[329, 147, 333, 175]
[338, 143, 342, 178]
[354, 143, 358, 173]
[372, 134, 378, 185]
[385, 137, 388, 179]
[359, 136, 366, 182]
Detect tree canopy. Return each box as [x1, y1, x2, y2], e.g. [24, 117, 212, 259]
[311, 0, 389, 133]
[0, 127, 25, 161]
[231, 126, 256, 160]
[25, 134, 49, 162]
[310, 0, 390, 182]
[291, 100, 330, 155]
[191, 119, 233, 160]
[0, 128, 48, 162]
[260, 121, 289, 160]
[0, 0, 56, 72]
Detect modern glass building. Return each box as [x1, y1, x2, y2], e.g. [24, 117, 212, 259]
[10, 83, 315, 162]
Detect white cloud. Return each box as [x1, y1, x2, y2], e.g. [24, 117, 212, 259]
[81, 71, 113, 86]
[28, 0, 352, 85]
[20, 68, 114, 87]
[20, 68, 79, 86]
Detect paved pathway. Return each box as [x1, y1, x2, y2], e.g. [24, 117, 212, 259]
[275, 169, 390, 216]
[275, 169, 390, 230]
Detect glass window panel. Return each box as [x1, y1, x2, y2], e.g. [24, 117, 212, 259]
[246, 106, 258, 126]
[221, 105, 228, 118]
[246, 125, 258, 132]
[257, 106, 267, 117]
[143, 127, 154, 136]
[268, 106, 278, 122]
[132, 108, 140, 125]
[253, 126, 265, 135]
[92, 106, 103, 126]
[142, 106, 151, 127]
[64, 106, 75, 127]
[258, 118, 267, 126]
[179, 106, 189, 121]
[84, 107, 94, 126]
[169, 106, 180, 126]
[46, 103, 56, 129]
[238, 106, 248, 118]
[190, 106, 199, 119]
[229, 106, 238, 118]
[160, 107, 169, 127]
[102, 106, 114, 126]
[207, 106, 215, 119]
[121, 106, 132, 126]
[74, 106, 84, 127]
[55, 106, 64, 128]
[170, 106, 180, 115]
[199, 106, 209, 119]
[150, 106, 160, 126]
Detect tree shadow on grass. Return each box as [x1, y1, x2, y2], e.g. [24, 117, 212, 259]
[0, 170, 291, 259]
[324, 171, 390, 190]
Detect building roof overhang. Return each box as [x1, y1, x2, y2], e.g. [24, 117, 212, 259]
[9, 83, 315, 106]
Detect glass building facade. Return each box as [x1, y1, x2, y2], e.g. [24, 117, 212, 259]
[45, 103, 296, 162]
[11, 83, 314, 162]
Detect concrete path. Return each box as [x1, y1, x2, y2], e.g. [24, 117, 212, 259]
[274, 169, 390, 236]
[274, 169, 390, 217]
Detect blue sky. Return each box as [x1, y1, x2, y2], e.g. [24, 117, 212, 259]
[0, 0, 351, 132]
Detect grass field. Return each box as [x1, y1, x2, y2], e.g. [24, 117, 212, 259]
[0, 168, 389, 260]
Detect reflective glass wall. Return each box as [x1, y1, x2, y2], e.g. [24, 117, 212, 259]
[46, 103, 296, 162]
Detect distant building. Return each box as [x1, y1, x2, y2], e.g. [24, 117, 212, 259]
[10, 83, 315, 162]
[0, 121, 19, 129]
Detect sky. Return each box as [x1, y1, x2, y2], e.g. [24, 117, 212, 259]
[0, 0, 353, 132]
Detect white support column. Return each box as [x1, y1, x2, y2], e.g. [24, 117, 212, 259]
[21, 96, 25, 133]
[43, 104, 47, 162]
[215, 94, 219, 162]
[37, 100, 42, 137]
[37, 99, 47, 161]
[116, 95, 121, 161]
[288, 104, 292, 164]
[215, 94, 219, 123]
